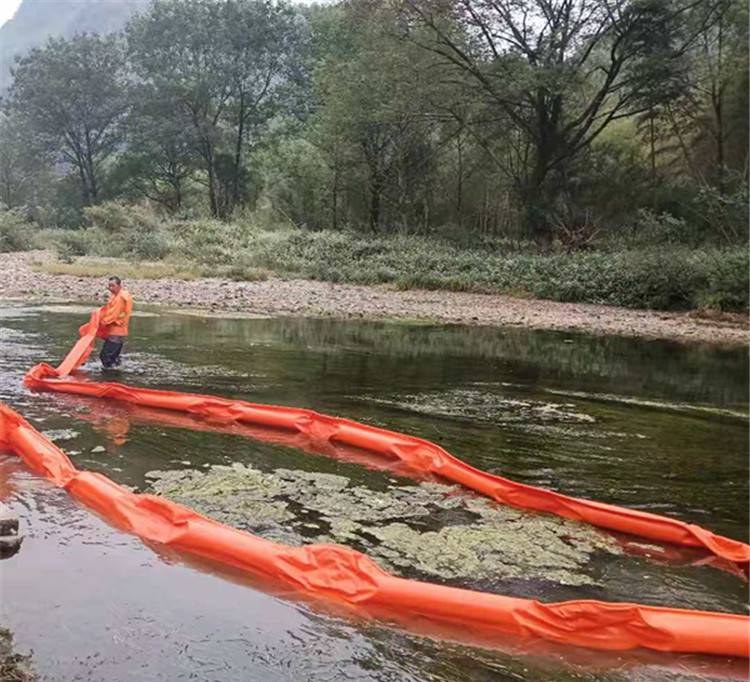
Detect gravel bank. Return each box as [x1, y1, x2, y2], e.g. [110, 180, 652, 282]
[1, 252, 746, 346]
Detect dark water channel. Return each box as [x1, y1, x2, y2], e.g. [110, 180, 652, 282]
[0, 302, 747, 681]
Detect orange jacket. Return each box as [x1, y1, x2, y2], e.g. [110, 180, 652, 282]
[101, 289, 133, 337]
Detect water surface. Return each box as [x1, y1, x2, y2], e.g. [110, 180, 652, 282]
[0, 303, 747, 681]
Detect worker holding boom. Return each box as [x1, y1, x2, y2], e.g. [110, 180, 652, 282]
[99, 276, 133, 369]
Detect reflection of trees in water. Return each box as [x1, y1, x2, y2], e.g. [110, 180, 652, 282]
[134, 315, 747, 406]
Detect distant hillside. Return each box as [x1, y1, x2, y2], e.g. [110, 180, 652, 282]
[0, 0, 148, 91]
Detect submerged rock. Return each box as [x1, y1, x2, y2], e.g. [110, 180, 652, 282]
[147, 463, 621, 588]
[41, 429, 80, 443]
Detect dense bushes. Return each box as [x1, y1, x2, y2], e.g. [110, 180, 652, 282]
[0, 209, 33, 252]
[270, 234, 745, 311]
[49, 202, 170, 261]
[5, 202, 746, 312]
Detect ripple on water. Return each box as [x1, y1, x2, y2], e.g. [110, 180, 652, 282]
[355, 388, 598, 425]
[83, 351, 262, 387]
[544, 388, 749, 421]
[33, 304, 160, 318]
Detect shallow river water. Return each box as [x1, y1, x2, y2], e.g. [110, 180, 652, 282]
[0, 302, 747, 681]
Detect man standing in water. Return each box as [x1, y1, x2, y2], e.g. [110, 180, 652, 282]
[99, 276, 133, 369]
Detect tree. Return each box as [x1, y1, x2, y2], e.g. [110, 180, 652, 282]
[667, 0, 748, 191]
[311, 3, 452, 231]
[127, 0, 307, 218]
[115, 90, 197, 212]
[127, 0, 232, 218]
[0, 112, 52, 209]
[223, 1, 308, 213]
[403, 0, 716, 242]
[7, 34, 129, 206]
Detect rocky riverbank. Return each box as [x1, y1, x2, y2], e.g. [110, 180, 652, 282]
[0, 251, 747, 346]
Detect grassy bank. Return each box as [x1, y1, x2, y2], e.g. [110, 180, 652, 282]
[5, 203, 748, 312]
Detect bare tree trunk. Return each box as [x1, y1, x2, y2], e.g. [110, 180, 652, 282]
[712, 16, 725, 194]
[77, 163, 90, 206]
[1, 177, 10, 208]
[525, 156, 553, 247]
[649, 110, 657, 207]
[456, 132, 463, 226]
[232, 92, 246, 212]
[82, 126, 98, 204]
[86, 152, 98, 203]
[206, 150, 219, 218]
[525, 95, 558, 247]
[171, 166, 183, 213]
[369, 176, 382, 231]
[331, 162, 339, 231]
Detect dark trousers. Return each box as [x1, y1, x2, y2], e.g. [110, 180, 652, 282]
[100, 335, 125, 368]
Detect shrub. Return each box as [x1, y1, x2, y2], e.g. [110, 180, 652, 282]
[696, 249, 750, 311]
[170, 219, 249, 266]
[631, 210, 692, 245]
[689, 181, 749, 244]
[0, 210, 34, 252]
[35, 205, 83, 231]
[83, 201, 160, 234]
[81, 201, 173, 260]
[33, 202, 747, 312]
[128, 229, 170, 260]
[53, 230, 93, 262]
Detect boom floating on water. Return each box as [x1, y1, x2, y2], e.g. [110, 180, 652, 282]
[1, 306, 746, 657]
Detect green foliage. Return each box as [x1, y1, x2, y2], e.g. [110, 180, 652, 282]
[253, 137, 330, 230]
[35, 204, 83, 231]
[168, 218, 251, 266]
[128, 229, 171, 260]
[572, 137, 652, 228]
[688, 181, 750, 243]
[126, 0, 308, 218]
[0, 209, 33, 252]
[0, 112, 54, 209]
[696, 249, 750, 310]
[0, 0, 747, 312]
[83, 202, 158, 234]
[308, 5, 448, 232]
[608, 182, 750, 248]
[166, 222, 748, 311]
[49, 202, 171, 261]
[7, 34, 130, 205]
[52, 229, 97, 262]
[20, 207, 749, 311]
[85, 202, 172, 260]
[111, 91, 198, 213]
[627, 209, 693, 245]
